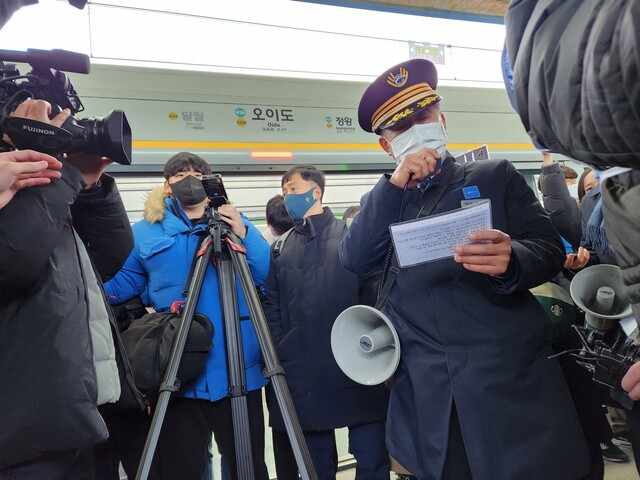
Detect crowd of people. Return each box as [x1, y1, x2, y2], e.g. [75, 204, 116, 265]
[1, 56, 640, 480]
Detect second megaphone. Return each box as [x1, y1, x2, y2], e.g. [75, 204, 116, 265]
[569, 264, 633, 330]
[331, 305, 400, 385]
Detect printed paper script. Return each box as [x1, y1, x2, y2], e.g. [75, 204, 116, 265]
[390, 200, 492, 268]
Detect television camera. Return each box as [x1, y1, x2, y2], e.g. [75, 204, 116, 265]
[0, 48, 131, 165]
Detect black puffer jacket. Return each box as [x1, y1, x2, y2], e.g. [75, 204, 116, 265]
[70, 174, 134, 282]
[506, 0, 640, 170]
[0, 164, 141, 468]
[506, 0, 640, 326]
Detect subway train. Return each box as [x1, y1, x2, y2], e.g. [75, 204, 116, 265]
[63, 64, 569, 225]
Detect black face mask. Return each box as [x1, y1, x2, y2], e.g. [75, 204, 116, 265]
[170, 175, 207, 207]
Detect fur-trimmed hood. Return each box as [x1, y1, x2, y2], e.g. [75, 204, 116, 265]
[144, 186, 169, 224]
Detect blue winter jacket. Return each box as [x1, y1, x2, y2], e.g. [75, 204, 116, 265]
[105, 197, 270, 401]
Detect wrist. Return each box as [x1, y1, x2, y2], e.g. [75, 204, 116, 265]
[236, 225, 248, 239]
[389, 172, 407, 188]
[541, 152, 554, 166]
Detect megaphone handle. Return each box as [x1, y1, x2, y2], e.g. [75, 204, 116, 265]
[359, 325, 395, 353]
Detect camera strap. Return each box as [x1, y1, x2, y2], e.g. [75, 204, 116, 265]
[374, 162, 460, 310]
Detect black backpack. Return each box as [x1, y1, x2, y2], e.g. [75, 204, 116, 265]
[120, 311, 213, 395]
[120, 234, 214, 397]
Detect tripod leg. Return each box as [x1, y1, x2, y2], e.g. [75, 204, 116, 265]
[227, 238, 318, 480]
[135, 237, 214, 480]
[217, 255, 255, 480]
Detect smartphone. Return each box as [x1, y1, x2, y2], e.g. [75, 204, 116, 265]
[201, 174, 229, 209]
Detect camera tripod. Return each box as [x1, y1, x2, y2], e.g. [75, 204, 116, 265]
[136, 206, 317, 480]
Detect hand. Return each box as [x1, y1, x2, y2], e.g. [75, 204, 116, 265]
[11, 99, 71, 127]
[563, 247, 590, 270]
[217, 204, 246, 239]
[454, 229, 512, 276]
[621, 362, 640, 401]
[3, 99, 71, 148]
[389, 148, 441, 189]
[64, 152, 112, 189]
[0, 150, 62, 209]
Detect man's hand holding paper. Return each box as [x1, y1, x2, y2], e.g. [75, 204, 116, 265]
[453, 229, 512, 276]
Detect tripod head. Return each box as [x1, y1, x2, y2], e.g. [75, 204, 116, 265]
[200, 173, 237, 255]
[207, 205, 229, 256]
[204, 204, 247, 259]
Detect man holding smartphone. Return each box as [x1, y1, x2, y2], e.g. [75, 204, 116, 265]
[105, 152, 271, 480]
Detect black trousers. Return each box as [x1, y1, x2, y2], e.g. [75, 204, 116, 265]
[556, 355, 608, 480]
[93, 406, 152, 480]
[151, 390, 268, 480]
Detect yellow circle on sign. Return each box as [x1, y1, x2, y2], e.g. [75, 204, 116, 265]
[237, 118, 247, 127]
[169, 112, 178, 120]
[326, 123, 333, 129]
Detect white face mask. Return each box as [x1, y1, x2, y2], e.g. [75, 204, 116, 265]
[389, 120, 447, 165]
[566, 182, 579, 199]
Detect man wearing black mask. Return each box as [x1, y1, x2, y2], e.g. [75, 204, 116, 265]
[105, 152, 270, 480]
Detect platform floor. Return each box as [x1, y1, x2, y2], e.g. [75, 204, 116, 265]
[333, 447, 638, 480]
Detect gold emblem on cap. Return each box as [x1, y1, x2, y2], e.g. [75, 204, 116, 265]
[387, 67, 408, 88]
[417, 95, 438, 108]
[390, 108, 414, 124]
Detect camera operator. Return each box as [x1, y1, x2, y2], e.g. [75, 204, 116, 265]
[0, 98, 143, 478]
[104, 152, 270, 480]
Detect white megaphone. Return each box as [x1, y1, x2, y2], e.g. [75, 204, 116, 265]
[331, 305, 400, 385]
[569, 264, 632, 330]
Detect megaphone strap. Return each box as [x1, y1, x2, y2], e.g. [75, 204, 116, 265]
[375, 266, 400, 311]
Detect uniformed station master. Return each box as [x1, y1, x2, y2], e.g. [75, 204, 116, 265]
[339, 58, 591, 480]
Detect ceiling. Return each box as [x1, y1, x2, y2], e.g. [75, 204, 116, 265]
[295, 0, 509, 23]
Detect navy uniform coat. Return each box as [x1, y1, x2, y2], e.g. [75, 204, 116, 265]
[340, 157, 590, 480]
[264, 207, 388, 431]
